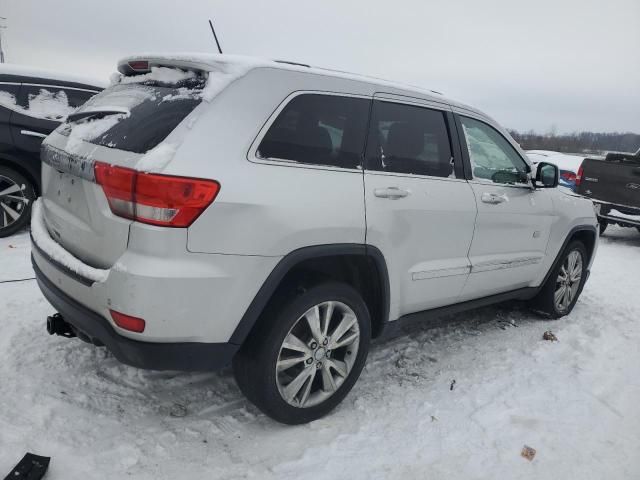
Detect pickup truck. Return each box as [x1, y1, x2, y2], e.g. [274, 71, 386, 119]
[576, 148, 640, 234]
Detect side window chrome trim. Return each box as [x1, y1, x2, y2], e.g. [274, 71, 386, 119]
[364, 169, 469, 183]
[21, 83, 101, 94]
[247, 90, 372, 172]
[372, 92, 453, 112]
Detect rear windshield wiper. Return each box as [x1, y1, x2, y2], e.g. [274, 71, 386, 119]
[67, 106, 130, 123]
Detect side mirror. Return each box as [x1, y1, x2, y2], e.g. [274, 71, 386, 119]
[535, 162, 559, 188]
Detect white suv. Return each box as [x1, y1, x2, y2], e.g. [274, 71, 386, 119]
[31, 54, 598, 424]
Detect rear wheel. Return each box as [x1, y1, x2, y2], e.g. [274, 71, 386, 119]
[0, 166, 36, 238]
[532, 241, 587, 318]
[233, 282, 371, 424]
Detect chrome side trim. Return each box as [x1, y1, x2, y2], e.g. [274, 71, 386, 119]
[412, 265, 471, 280]
[472, 256, 542, 273]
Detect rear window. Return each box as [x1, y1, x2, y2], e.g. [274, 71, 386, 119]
[58, 71, 206, 154]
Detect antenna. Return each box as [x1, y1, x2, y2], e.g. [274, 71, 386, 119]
[208, 19, 223, 54]
[0, 17, 7, 63]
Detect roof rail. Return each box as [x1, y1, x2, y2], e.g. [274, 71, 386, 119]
[273, 59, 310, 68]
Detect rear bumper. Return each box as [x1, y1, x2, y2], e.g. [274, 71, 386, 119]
[594, 201, 640, 227]
[33, 257, 239, 371]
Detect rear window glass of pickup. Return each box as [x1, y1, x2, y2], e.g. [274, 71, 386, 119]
[57, 74, 206, 154]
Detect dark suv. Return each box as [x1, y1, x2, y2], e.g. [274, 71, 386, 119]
[0, 65, 102, 237]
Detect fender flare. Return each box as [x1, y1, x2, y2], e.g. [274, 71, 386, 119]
[541, 224, 598, 286]
[229, 243, 390, 345]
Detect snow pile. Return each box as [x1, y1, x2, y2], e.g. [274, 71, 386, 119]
[0, 90, 18, 110]
[0, 88, 77, 121]
[28, 89, 76, 120]
[63, 114, 126, 155]
[200, 61, 256, 102]
[135, 143, 177, 172]
[609, 209, 640, 222]
[30, 199, 109, 283]
[119, 66, 197, 85]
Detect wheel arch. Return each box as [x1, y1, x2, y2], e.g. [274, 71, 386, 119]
[541, 224, 597, 287]
[229, 244, 390, 346]
[0, 152, 41, 195]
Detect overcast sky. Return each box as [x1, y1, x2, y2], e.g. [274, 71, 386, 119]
[2, 0, 638, 133]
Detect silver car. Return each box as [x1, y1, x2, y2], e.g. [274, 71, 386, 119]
[32, 54, 598, 424]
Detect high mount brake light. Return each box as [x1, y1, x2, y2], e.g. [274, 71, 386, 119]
[128, 60, 150, 72]
[94, 162, 220, 227]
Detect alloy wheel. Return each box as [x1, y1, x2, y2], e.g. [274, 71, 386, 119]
[275, 301, 360, 408]
[0, 175, 29, 231]
[554, 250, 583, 313]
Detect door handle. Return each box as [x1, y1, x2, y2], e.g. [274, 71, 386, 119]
[481, 192, 508, 204]
[374, 187, 410, 199]
[20, 130, 48, 139]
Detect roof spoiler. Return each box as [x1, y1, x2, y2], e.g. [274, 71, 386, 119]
[117, 56, 215, 76]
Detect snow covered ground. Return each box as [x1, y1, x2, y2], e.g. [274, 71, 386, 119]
[1, 227, 639, 479]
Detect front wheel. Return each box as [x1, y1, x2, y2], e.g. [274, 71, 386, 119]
[531, 241, 588, 318]
[0, 166, 36, 238]
[233, 282, 371, 424]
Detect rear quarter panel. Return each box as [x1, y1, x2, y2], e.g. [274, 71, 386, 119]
[170, 68, 375, 256]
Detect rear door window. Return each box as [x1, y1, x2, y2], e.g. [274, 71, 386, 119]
[257, 94, 370, 169]
[0, 84, 20, 122]
[58, 73, 206, 154]
[18, 85, 97, 121]
[365, 100, 455, 178]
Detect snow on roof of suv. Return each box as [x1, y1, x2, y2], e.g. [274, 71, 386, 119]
[117, 53, 488, 117]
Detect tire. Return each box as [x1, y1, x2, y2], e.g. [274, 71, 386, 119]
[531, 241, 588, 319]
[233, 282, 371, 424]
[599, 221, 608, 236]
[0, 166, 37, 238]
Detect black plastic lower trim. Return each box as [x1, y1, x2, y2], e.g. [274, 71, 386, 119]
[33, 257, 238, 371]
[377, 287, 539, 341]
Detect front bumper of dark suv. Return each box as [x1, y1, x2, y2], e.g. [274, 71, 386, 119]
[33, 258, 239, 371]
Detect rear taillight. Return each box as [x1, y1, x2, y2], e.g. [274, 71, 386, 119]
[560, 171, 576, 182]
[575, 164, 584, 186]
[110, 310, 146, 333]
[94, 162, 220, 227]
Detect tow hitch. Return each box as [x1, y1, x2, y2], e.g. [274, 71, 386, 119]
[46, 313, 76, 338]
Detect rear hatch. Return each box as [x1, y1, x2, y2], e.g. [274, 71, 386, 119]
[577, 151, 640, 208]
[40, 64, 207, 268]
